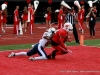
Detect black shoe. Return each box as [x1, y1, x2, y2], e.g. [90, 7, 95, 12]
[76, 41, 80, 44]
[47, 54, 52, 59]
[47, 53, 56, 59]
[51, 52, 56, 59]
[47, 50, 58, 59]
[51, 50, 58, 59]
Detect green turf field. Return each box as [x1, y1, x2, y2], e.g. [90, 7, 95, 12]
[0, 39, 100, 51]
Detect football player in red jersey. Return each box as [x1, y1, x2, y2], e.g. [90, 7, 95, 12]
[48, 22, 73, 59]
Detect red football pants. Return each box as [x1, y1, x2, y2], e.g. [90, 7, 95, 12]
[51, 45, 67, 55]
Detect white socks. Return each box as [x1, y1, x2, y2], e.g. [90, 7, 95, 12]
[15, 52, 27, 56]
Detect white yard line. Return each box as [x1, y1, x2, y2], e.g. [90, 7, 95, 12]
[83, 45, 100, 48]
[0, 49, 29, 52]
[0, 45, 99, 53]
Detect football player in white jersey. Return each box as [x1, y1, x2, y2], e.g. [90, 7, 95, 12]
[8, 27, 56, 60]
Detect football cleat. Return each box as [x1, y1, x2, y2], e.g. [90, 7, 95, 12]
[29, 57, 35, 61]
[47, 54, 52, 59]
[47, 50, 58, 59]
[51, 52, 56, 59]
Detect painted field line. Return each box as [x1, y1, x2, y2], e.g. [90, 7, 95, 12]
[0, 45, 100, 53]
[6, 27, 13, 28]
[83, 45, 100, 48]
[0, 49, 29, 52]
[37, 27, 46, 29]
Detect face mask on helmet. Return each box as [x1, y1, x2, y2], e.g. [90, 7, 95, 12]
[63, 23, 73, 34]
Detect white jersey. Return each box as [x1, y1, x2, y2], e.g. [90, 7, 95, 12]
[38, 31, 52, 48]
[32, 30, 53, 48]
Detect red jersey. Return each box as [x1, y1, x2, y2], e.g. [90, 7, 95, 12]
[14, 9, 19, 22]
[52, 28, 68, 49]
[78, 9, 85, 20]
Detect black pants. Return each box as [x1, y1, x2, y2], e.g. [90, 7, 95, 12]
[73, 24, 79, 43]
[89, 21, 96, 36]
[27, 43, 47, 57]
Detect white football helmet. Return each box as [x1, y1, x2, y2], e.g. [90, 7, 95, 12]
[63, 22, 73, 34]
[48, 27, 56, 33]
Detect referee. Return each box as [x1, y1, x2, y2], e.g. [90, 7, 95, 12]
[65, 9, 80, 44]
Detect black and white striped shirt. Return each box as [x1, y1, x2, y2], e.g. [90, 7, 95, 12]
[65, 13, 77, 25]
